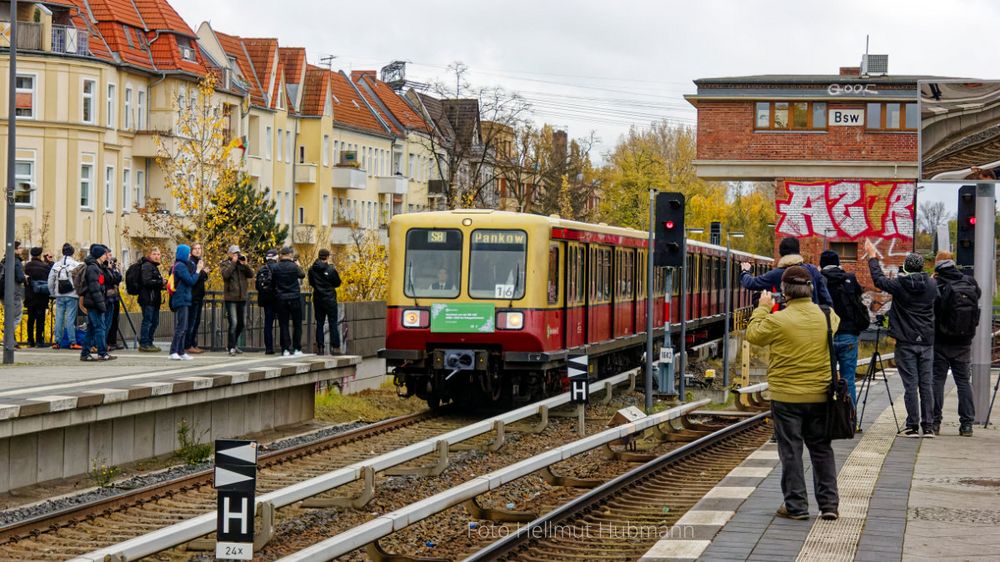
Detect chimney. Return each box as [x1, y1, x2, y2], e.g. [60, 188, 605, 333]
[351, 70, 377, 83]
[839, 66, 861, 77]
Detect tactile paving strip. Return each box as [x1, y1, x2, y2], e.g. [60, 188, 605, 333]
[795, 399, 908, 561]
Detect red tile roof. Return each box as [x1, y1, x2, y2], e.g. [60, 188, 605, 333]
[243, 38, 280, 108]
[278, 47, 306, 85]
[147, 32, 206, 74]
[214, 30, 267, 107]
[87, 0, 146, 28]
[96, 22, 155, 70]
[355, 82, 401, 136]
[300, 65, 330, 116]
[330, 71, 390, 136]
[131, 0, 196, 37]
[61, 0, 116, 62]
[358, 75, 430, 133]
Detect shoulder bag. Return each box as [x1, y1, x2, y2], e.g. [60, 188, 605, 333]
[822, 306, 856, 440]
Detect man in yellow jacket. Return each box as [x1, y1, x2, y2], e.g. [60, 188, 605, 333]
[747, 265, 841, 521]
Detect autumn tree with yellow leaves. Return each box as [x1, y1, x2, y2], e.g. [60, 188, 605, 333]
[334, 227, 388, 302]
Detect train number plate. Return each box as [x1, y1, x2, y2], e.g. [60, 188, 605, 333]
[494, 284, 515, 298]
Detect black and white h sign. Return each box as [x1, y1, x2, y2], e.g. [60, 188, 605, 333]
[215, 439, 258, 560]
[568, 352, 589, 404]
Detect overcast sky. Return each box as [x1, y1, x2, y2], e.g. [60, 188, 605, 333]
[173, 0, 1000, 160]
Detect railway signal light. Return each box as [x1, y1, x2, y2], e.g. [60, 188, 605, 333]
[957, 185, 976, 269]
[654, 192, 685, 267]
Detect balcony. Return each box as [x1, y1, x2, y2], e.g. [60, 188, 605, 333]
[51, 25, 89, 55]
[330, 225, 356, 246]
[246, 155, 263, 178]
[292, 224, 317, 245]
[428, 179, 448, 196]
[332, 166, 367, 190]
[294, 162, 317, 184]
[377, 175, 409, 195]
[0, 22, 90, 56]
[132, 131, 172, 158]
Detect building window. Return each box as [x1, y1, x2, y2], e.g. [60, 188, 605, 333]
[298, 207, 304, 224]
[322, 135, 330, 166]
[830, 242, 859, 262]
[866, 102, 918, 130]
[122, 168, 131, 212]
[80, 164, 93, 209]
[285, 131, 292, 162]
[755, 101, 827, 130]
[275, 190, 282, 222]
[104, 165, 115, 213]
[334, 140, 340, 164]
[298, 145, 305, 164]
[137, 90, 146, 129]
[284, 192, 291, 223]
[265, 126, 272, 160]
[15, 75, 35, 119]
[106, 84, 116, 128]
[136, 170, 145, 207]
[14, 160, 34, 206]
[277, 129, 283, 162]
[322, 194, 329, 225]
[82, 79, 96, 124]
[124, 87, 132, 129]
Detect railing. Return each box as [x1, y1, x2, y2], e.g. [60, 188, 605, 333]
[7, 21, 42, 50]
[51, 25, 89, 55]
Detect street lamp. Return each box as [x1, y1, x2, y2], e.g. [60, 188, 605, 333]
[678, 227, 704, 403]
[4, 1, 18, 364]
[722, 231, 744, 388]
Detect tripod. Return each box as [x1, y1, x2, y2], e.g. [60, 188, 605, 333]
[984, 370, 1000, 429]
[856, 321, 901, 433]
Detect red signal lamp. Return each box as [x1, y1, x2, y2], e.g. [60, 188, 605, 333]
[664, 220, 675, 230]
[969, 216, 977, 225]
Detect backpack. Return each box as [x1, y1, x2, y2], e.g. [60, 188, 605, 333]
[256, 264, 274, 294]
[166, 264, 177, 296]
[72, 264, 88, 297]
[125, 261, 143, 296]
[56, 258, 74, 294]
[939, 277, 980, 338]
[829, 276, 870, 332]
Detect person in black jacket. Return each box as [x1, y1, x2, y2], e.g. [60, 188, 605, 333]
[820, 250, 868, 405]
[1, 241, 25, 347]
[864, 239, 936, 438]
[103, 251, 123, 350]
[308, 248, 342, 354]
[273, 247, 305, 356]
[138, 247, 166, 352]
[256, 249, 279, 354]
[23, 247, 52, 347]
[185, 243, 210, 354]
[79, 245, 115, 361]
[931, 251, 981, 437]
[740, 237, 832, 307]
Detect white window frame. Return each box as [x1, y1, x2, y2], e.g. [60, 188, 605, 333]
[285, 130, 292, 163]
[135, 170, 145, 207]
[265, 126, 272, 160]
[14, 156, 35, 207]
[122, 167, 131, 212]
[106, 83, 116, 128]
[284, 192, 291, 223]
[82, 79, 96, 124]
[277, 129, 283, 162]
[322, 194, 329, 225]
[104, 165, 115, 213]
[80, 163, 94, 210]
[15, 73, 36, 120]
[322, 135, 330, 166]
[137, 89, 146, 129]
[333, 140, 340, 165]
[124, 87, 132, 129]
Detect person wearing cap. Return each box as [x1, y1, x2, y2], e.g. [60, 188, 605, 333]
[47, 243, 82, 350]
[819, 250, 869, 406]
[184, 242, 210, 354]
[220, 244, 253, 356]
[931, 251, 980, 437]
[308, 248, 342, 354]
[79, 245, 115, 361]
[272, 247, 305, 356]
[747, 265, 841, 521]
[739, 237, 833, 307]
[23, 247, 52, 347]
[256, 249, 279, 354]
[864, 239, 937, 438]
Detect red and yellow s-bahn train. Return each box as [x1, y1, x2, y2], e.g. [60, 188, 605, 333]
[382, 210, 773, 407]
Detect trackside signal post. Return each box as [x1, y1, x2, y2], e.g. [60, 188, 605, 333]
[215, 439, 258, 560]
[653, 192, 686, 406]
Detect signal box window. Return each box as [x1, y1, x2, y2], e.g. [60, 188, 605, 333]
[470, 230, 527, 299]
[404, 228, 462, 298]
[755, 101, 827, 130]
[866, 102, 917, 130]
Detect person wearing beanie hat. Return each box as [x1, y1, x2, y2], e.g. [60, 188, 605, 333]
[273, 245, 306, 356]
[47, 243, 82, 349]
[863, 239, 937, 437]
[819, 249, 869, 406]
[24, 246, 52, 347]
[748, 264, 841, 521]
[167, 244, 201, 361]
[309, 248, 342, 355]
[739, 237, 833, 307]
[930, 250, 980, 436]
[219, 243, 252, 356]
[79, 242, 114, 361]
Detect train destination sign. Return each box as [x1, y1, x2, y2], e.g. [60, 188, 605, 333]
[471, 231, 526, 245]
[430, 303, 496, 333]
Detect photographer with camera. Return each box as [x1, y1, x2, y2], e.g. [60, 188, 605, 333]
[220, 245, 253, 356]
[864, 240, 937, 438]
[747, 265, 840, 521]
[740, 237, 832, 308]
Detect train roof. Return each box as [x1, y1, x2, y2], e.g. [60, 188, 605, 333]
[390, 210, 774, 263]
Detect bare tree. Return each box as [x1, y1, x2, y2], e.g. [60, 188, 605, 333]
[918, 200, 950, 234]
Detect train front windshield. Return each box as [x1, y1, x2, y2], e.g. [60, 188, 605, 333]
[469, 229, 527, 299]
[404, 228, 463, 298]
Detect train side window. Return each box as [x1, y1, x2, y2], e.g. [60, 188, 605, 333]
[589, 247, 596, 302]
[604, 248, 612, 301]
[548, 244, 560, 305]
[577, 247, 585, 303]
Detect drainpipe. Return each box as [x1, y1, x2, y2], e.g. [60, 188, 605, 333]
[290, 117, 298, 245]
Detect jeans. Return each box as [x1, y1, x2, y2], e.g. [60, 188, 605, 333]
[262, 304, 276, 353]
[26, 303, 47, 345]
[933, 344, 975, 427]
[54, 297, 78, 346]
[277, 297, 303, 353]
[4, 292, 22, 342]
[185, 300, 203, 349]
[833, 333, 859, 405]
[225, 301, 246, 350]
[895, 343, 935, 432]
[315, 299, 339, 353]
[170, 306, 189, 355]
[771, 400, 839, 515]
[106, 298, 119, 347]
[140, 304, 159, 347]
[83, 308, 108, 357]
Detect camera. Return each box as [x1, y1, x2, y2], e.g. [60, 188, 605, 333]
[239, 255, 246, 262]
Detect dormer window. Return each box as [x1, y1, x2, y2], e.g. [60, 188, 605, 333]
[178, 37, 196, 62]
[123, 26, 134, 48]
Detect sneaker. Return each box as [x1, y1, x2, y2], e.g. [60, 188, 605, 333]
[80, 354, 96, 362]
[98, 354, 117, 361]
[901, 428, 921, 438]
[180, 354, 194, 361]
[960, 424, 974, 437]
[922, 430, 935, 439]
[292, 350, 304, 357]
[187, 346, 205, 354]
[169, 353, 182, 360]
[282, 350, 291, 357]
[776, 504, 809, 520]
[139, 345, 159, 352]
[229, 348, 237, 357]
[69, 344, 83, 350]
[820, 510, 839, 521]
[932, 423, 941, 435]
[51, 343, 61, 350]
[235, 347, 244, 354]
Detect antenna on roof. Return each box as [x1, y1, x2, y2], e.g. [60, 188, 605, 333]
[320, 55, 338, 70]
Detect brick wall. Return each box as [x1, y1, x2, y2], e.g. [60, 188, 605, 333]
[695, 100, 917, 162]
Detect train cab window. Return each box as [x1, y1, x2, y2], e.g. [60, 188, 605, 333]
[404, 228, 462, 298]
[469, 229, 527, 299]
[547, 244, 560, 305]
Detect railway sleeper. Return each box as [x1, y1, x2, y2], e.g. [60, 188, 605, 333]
[184, 501, 275, 553]
[602, 443, 658, 463]
[300, 465, 376, 509]
[463, 495, 538, 523]
[366, 538, 449, 562]
[451, 420, 506, 452]
[535, 465, 603, 488]
[385, 439, 451, 476]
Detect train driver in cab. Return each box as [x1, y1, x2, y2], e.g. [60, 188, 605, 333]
[430, 267, 455, 291]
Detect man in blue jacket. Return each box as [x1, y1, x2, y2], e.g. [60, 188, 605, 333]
[168, 244, 201, 361]
[739, 237, 832, 306]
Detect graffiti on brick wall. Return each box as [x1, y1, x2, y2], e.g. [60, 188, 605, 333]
[776, 181, 915, 240]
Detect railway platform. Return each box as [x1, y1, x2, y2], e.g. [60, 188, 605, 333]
[641, 372, 1000, 562]
[0, 348, 369, 493]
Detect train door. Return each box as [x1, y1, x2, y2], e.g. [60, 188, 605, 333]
[565, 242, 585, 349]
[615, 248, 635, 338]
[588, 245, 611, 343]
[635, 248, 647, 334]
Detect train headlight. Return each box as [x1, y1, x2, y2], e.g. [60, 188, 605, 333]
[497, 311, 524, 330]
[402, 309, 428, 328]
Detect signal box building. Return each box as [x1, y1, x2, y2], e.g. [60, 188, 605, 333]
[686, 56, 942, 291]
